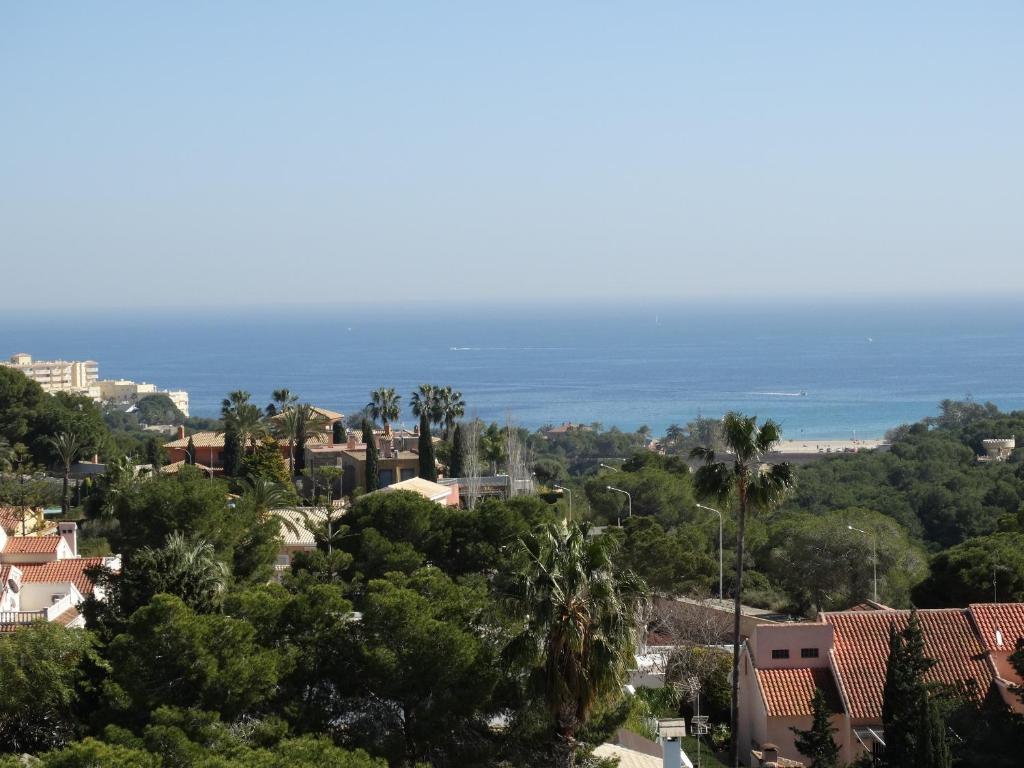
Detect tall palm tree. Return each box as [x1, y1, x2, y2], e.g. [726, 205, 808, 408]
[45, 431, 82, 515]
[506, 521, 646, 768]
[368, 387, 401, 430]
[221, 390, 266, 453]
[442, 387, 465, 439]
[690, 413, 795, 768]
[409, 384, 441, 424]
[266, 388, 298, 417]
[273, 406, 302, 475]
[145, 531, 230, 613]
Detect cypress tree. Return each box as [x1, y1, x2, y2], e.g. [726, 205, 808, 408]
[362, 419, 380, 492]
[333, 419, 346, 444]
[882, 609, 948, 768]
[294, 409, 308, 476]
[223, 425, 243, 477]
[185, 436, 196, 466]
[418, 411, 437, 481]
[791, 688, 839, 768]
[449, 422, 465, 479]
[145, 437, 163, 469]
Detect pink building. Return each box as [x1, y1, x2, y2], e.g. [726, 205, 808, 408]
[738, 604, 1024, 765]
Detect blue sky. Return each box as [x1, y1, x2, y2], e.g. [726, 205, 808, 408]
[2, 2, 1021, 309]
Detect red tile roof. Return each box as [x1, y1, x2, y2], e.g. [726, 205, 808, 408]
[19, 557, 108, 595]
[823, 609, 993, 719]
[0, 507, 25, 533]
[757, 667, 843, 716]
[968, 603, 1024, 652]
[2, 536, 60, 554]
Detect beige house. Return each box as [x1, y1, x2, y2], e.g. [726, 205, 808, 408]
[306, 429, 423, 495]
[372, 477, 460, 506]
[738, 603, 1024, 765]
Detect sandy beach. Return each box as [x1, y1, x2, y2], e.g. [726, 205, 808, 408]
[772, 438, 887, 454]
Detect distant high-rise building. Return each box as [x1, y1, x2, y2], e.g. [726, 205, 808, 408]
[2, 353, 99, 393]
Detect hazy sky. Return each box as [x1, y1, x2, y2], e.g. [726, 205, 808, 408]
[2, 3, 1022, 309]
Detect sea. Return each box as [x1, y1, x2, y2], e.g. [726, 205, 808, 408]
[2, 298, 1022, 440]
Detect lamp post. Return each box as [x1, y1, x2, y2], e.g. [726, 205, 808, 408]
[848, 525, 878, 603]
[606, 485, 631, 527]
[599, 463, 620, 472]
[553, 484, 572, 522]
[696, 503, 724, 601]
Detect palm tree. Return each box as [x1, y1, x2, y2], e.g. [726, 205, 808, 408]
[690, 413, 795, 768]
[221, 390, 266, 453]
[146, 532, 230, 613]
[439, 386, 465, 439]
[409, 384, 441, 424]
[273, 406, 302, 475]
[506, 521, 647, 768]
[266, 387, 298, 417]
[368, 387, 401, 430]
[46, 431, 82, 515]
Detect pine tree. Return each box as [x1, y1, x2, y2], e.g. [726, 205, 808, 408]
[362, 420, 380, 492]
[449, 422, 465, 479]
[791, 688, 839, 768]
[332, 420, 346, 444]
[882, 609, 949, 768]
[418, 411, 437, 481]
[185, 436, 196, 466]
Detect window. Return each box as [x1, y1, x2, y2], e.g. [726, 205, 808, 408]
[379, 469, 395, 487]
[801, 647, 820, 659]
[771, 649, 790, 660]
[400, 468, 416, 481]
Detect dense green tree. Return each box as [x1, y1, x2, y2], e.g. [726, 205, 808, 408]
[0, 366, 47, 448]
[367, 388, 401, 430]
[763, 509, 927, 612]
[35, 738, 161, 768]
[449, 422, 465, 479]
[585, 465, 695, 528]
[85, 532, 230, 639]
[690, 412, 795, 768]
[611, 516, 718, 595]
[34, 393, 108, 464]
[790, 688, 839, 768]
[185, 435, 196, 465]
[241, 437, 293, 489]
[417, 411, 437, 482]
[223, 426, 243, 478]
[912, 532, 1024, 607]
[0, 623, 101, 754]
[108, 594, 280, 722]
[346, 569, 502, 765]
[362, 420, 379, 492]
[505, 521, 646, 768]
[135, 393, 185, 425]
[332, 419, 346, 445]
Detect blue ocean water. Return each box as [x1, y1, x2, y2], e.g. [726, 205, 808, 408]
[1, 299, 1022, 439]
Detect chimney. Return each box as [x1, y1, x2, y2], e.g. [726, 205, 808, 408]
[58, 521, 78, 557]
[177, 425, 186, 440]
[347, 433, 357, 450]
[761, 744, 779, 766]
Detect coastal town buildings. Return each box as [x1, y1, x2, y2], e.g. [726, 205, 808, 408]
[86, 378, 190, 418]
[307, 428, 422, 494]
[2, 353, 98, 393]
[0, 518, 120, 632]
[3, 352, 189, 417]
[737, 602, 1024, 766]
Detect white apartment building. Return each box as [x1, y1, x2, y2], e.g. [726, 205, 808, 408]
[2, 353, 98, 393]
[87, 379, 190, 418]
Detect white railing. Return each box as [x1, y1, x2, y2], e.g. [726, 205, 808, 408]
[44, 593, 77, 620]
[0, 610, 46, 625]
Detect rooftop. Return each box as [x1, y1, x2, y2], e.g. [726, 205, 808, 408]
[756, 667, 843, 717]
[2, 536, 61, 555]
[19, 557, 111, 595]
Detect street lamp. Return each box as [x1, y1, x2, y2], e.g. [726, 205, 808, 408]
[606, 486, 631, 527]
[553, 484, 572, 522]
[599, 463, 620, 472]
[848, 525, 878, 603]
[696, 503, 724, 601]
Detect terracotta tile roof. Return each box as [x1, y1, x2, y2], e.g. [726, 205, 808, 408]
[968, 603, 1024, 652]
[164, 431, 225, 449]
[19, 557, 108, 595]
[2, 536, 60, 554]
[0, 565, 11, 587]
[823, 609, 993, 719]
[0, 507, 26, 534]
[757, 667, 843, 716]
